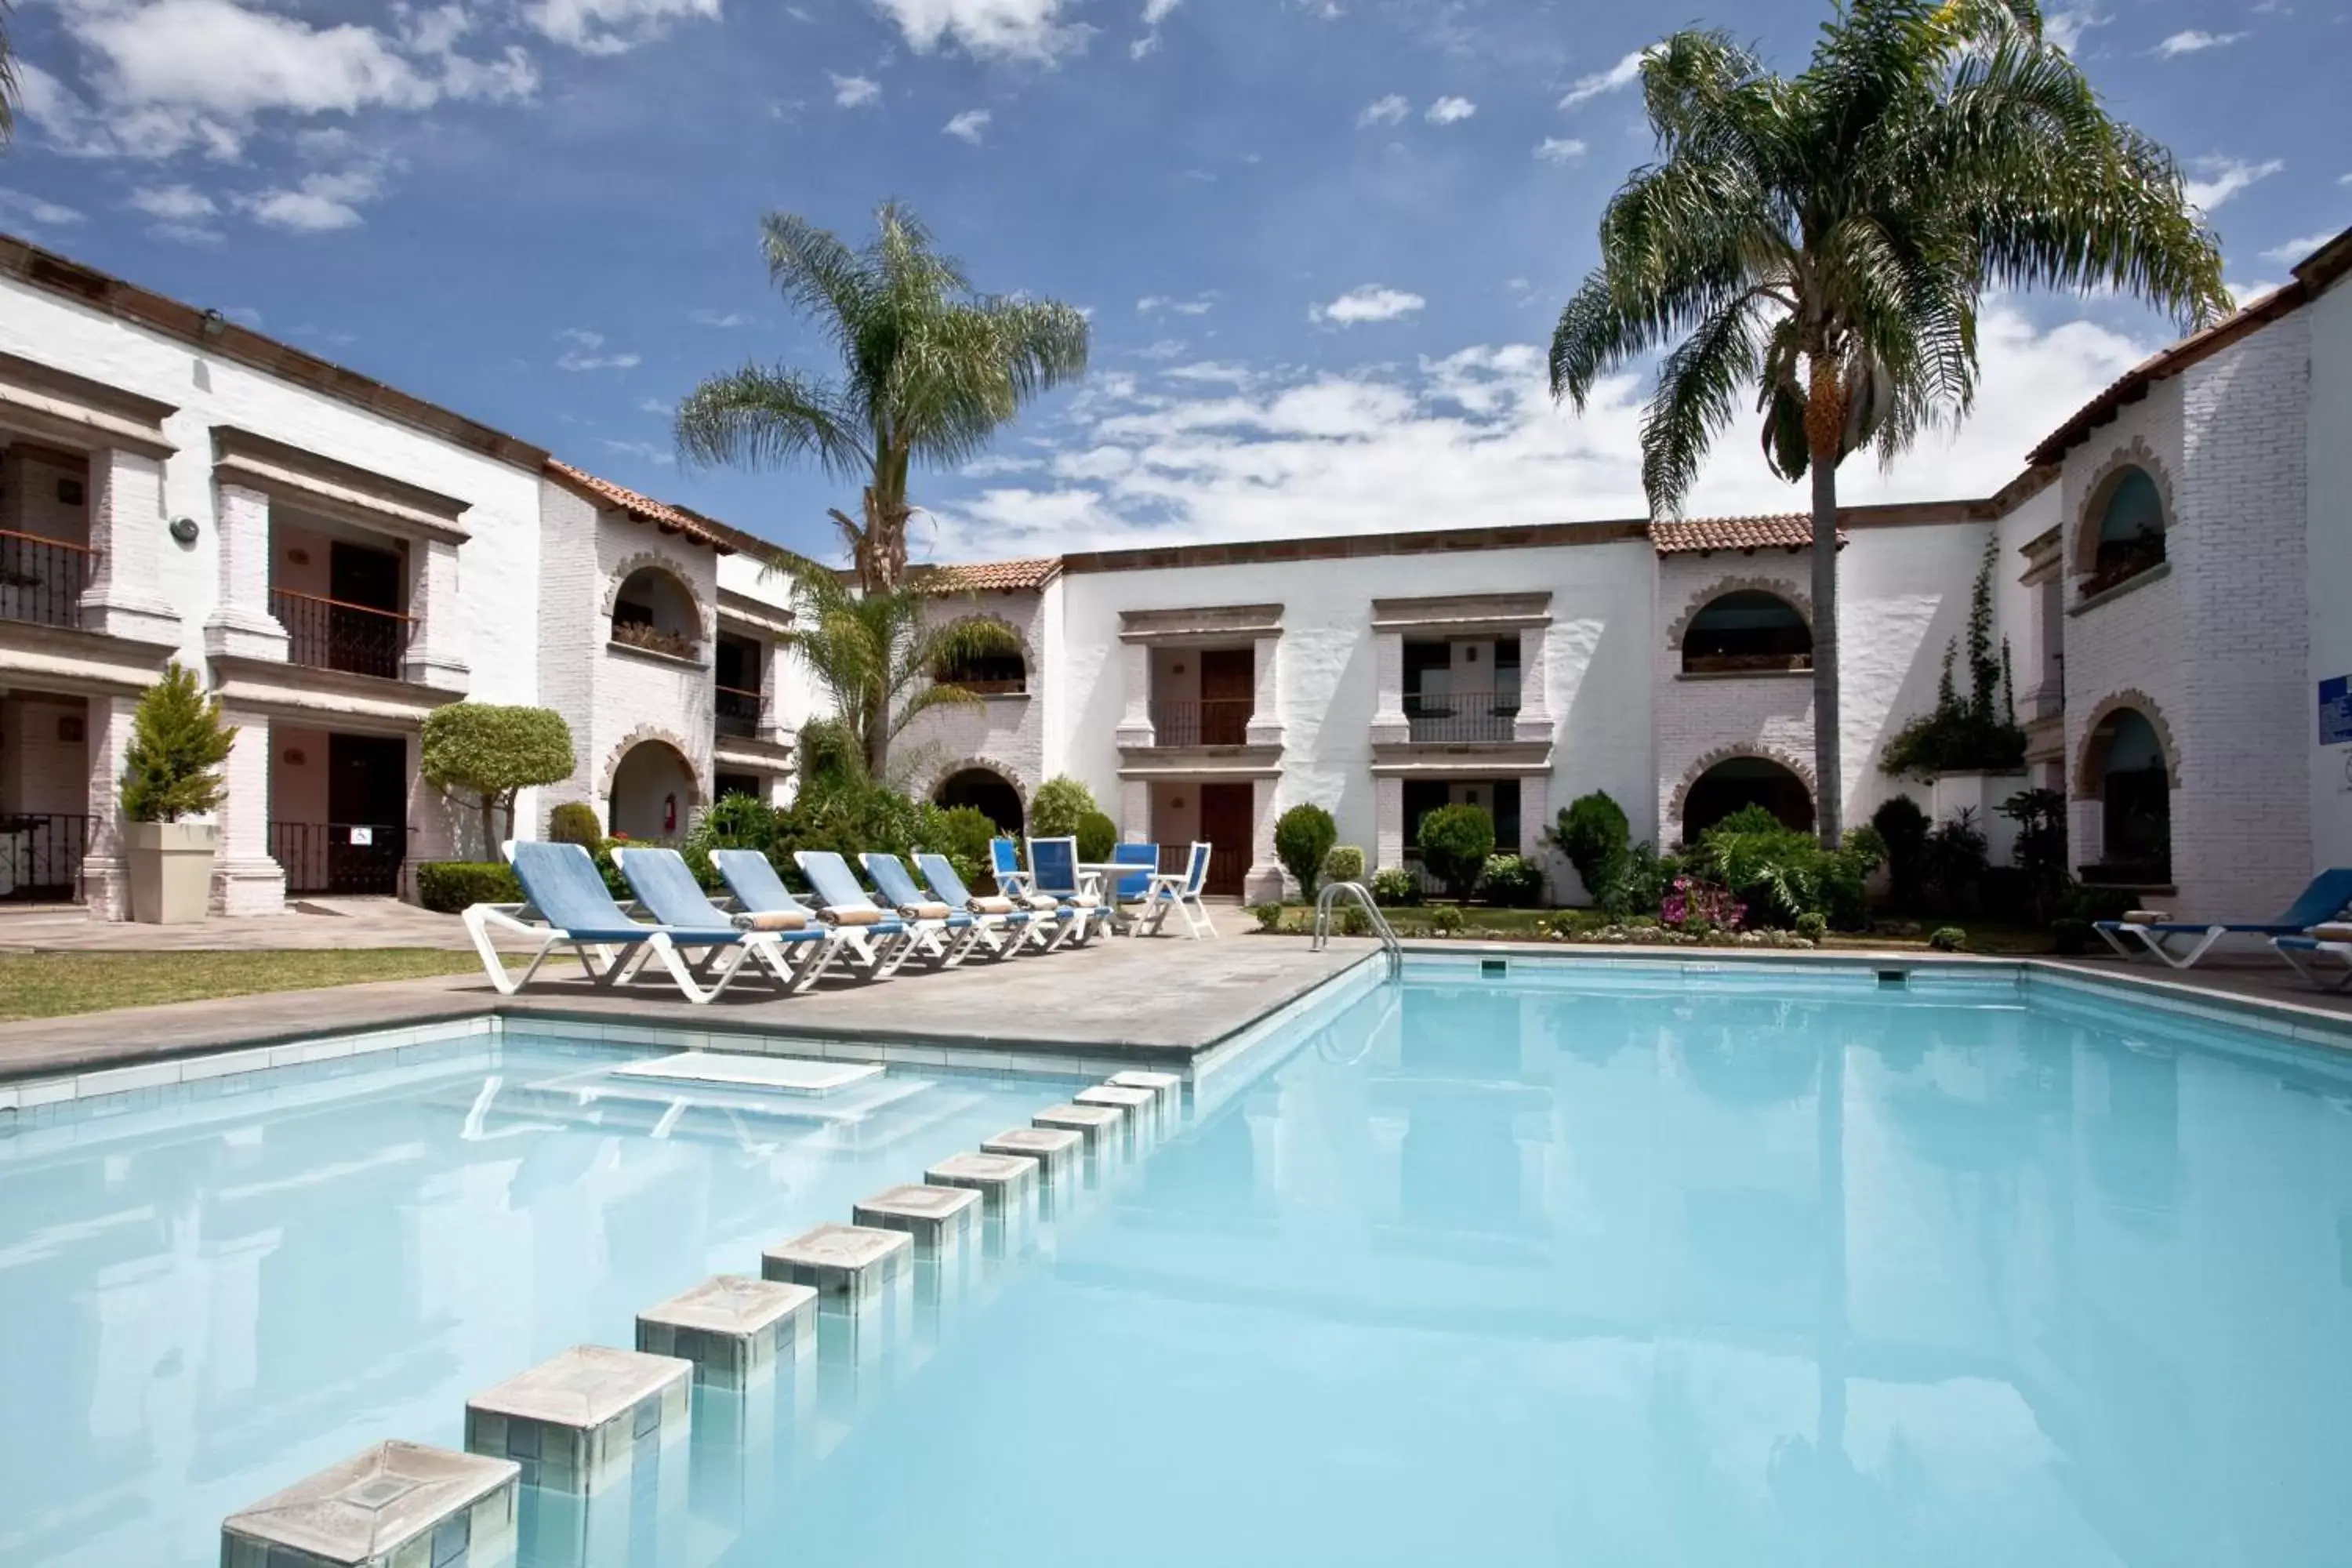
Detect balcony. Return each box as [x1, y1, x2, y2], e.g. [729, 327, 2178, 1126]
[715, 684, 766, 739]
[1405, 689, 1519, 745]
[0, 811, 91, 902]
[0, 528, 95, 630]
[270, 588, 415, 679]
[1148, 699, 1253, 747]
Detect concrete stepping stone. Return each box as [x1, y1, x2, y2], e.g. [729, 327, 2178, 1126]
[1032, 1102, 1124, 1153]
[221, 1440, 517, 1568]
[762, 1223, 912, 1308]
[981, 1126, 1081, 1188]
[924, 1151, 1040, 1216]
[464, 1345, 691, 1496]
[1107, 1069, 1183, 1122]
[635, 1275, 817, 1391]
[1076, 1083, 1158, 1137]
[852, 1183, 982, 1254]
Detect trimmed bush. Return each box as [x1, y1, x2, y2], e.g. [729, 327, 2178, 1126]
[421, 702, 575, 853]
[1029, 775, 1100, 837]
[1250, 902, 1286, 933]
[1928, 926, 1967, 952]
[1481, 854, 1545, 907]
[1370, 866, 1420, 906]
[1338, 905, 1371, 937]
[1323, 844, 1366, 886]
[1274, 804, 1338, 898]
[1076, 810, 1118, 863]
[1548, 791, 1629, 906]
[417, 861, 521, 913]
[119, 661, 237, 822]
[1428, 904, 1465, 934]
[547, 801, 604, 845]
[1417, 804, 1495, 899]
[1794, 911, 1830, 941]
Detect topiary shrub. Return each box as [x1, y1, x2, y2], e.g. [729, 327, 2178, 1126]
[1794, 911, 1830, 942]
[1547, 791, 1628, 906]
[1338, 905, 1370, 937]
[1417, 804, 1495, 900]
[1928, 926, 1967, 953]
[417, 860, 522, 913]
[118, 660, 238, 822]
[1029, 775, 1100, 837]
[421, 702, 575, 855]
[1323, 844, 1366, 887]
[1370, 866, 1419, 906]
[1274, 804, 1338, 898]
[547, 801, 604, 846]
[1250, 902, 1286, 933]
[1480, 854, 1545, 907]
[1428, 904, 1465, 935]
[1076, 810, 1118, 863]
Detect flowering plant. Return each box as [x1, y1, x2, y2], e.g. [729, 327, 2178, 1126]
[1661, 874, 1745, 932]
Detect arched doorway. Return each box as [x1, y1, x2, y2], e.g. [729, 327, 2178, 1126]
[2085, 707, 2170, 881]
[936, 767, 1024, 834]
[1682, 756, 1815, 840]
[1681, 590, 1813, 673]
[609, 741, 698, 841]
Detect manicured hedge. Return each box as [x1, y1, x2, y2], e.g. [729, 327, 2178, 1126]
[417, 861, 522, 913]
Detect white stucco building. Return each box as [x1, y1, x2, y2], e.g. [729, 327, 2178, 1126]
[2, 226, 2347, 921]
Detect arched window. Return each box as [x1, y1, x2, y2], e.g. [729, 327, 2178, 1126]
[2084, 466, 2166, 597]
[1682, 591, 1813, 674]
[2084, 707, 2170, 884]
[1681, 756, 1814, 840]
[931, 623, 1028, 695]
[611, 566, 702, 660]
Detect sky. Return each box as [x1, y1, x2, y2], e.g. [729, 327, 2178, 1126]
[0, 0, 2344, 566]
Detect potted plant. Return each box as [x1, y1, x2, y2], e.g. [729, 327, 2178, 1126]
[118, 661, 237, 924]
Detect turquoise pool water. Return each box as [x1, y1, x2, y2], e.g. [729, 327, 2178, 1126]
[5, 964, 2350, 1566]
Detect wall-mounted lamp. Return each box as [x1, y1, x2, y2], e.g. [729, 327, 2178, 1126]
[169, 516, 200, 545]
[286, 546, 310, 566]
[284, 748, 307, 766]
[199, 308, 228, 338]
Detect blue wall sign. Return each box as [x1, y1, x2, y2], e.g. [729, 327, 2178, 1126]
[2323, 676, 2352, 747]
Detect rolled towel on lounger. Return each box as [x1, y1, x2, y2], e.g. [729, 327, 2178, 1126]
[2313, 923, 2352, 942]
[1025, 895, 1061, 913]
[1069, 895, 1100, 909]
[739, 909, 810, 931]
[972, 895, 1017, 916]
[824, 906, 886, 927]
[901, 901, 953, 921]
[2123, 909, 2171, 924]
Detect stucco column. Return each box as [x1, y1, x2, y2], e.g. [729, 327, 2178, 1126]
[78, 447, 180, 643]
[1519, 772, 1551, 875]
[81, 694, 136, 920]
[1114, 637, 1154, 746]
[1119, 777, 1150, 842]
[402, 729, 453, 898]
[1243, 775, 1285, 902]
[203, 483, 289, 662]
[1374, 775, 1404, 869]
[211, 707, 285, 916]
[1246, 634, 1283, 748]
[1513, 620, 1553, 742]
[1369, 630, 1408, 745]
[761, 639, 793, 746]
[402, 537, 470, 691]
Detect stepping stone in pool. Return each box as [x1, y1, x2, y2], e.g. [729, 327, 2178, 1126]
[1076, 1083, 1159, 1139]
[1032, 1102, 1124, 1155]
[762, 1223, 912, 1308]
[635, 1275, 818, 1392]
[853, 1183, 982, 1255]
[464, 1345, 692, 1496]
[924, 1151, 1040, 1217]
[981, 1126, 1082, 1189]
[220, 1439, 517, 1568]
[1107, 1069, 1183, 1123]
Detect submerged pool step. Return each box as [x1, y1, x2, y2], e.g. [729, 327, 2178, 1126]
[606, 1051, 885, 1096]
[220, 1440, 518, 1568]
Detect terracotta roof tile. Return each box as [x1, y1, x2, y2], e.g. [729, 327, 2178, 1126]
[1650, 515, 1842, 554]
[546, 459, 732, 553]
[906, 557, 1063, 593]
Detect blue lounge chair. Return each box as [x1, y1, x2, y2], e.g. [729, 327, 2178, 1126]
[1138, 840, 1216, 938]
[914, 851, 1061, 953]
[797, 851, 974, 970]
[2095, 869, 2352, 969]
[462, 840, 757, 1004]
[1026, 835, 1115, 942]
[710, 848, 909, 978]
[1108, 842, 1160, 935]
[613, 845, 851, 994]
[2273, 928, 2352, 992]
[989, 837, 1034, 901]
[862, 852, 997, 962]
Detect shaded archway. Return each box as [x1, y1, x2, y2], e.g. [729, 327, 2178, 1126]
[2074, 441, 2172, 597]
[1681, 755, 1815, 840]
[936, 766, 1025, 833]
[609, 739, 698, 841]
[2080, 706, 2171, 882]
[1681, 590, 1813, 673]
[608, 561, 703, 660]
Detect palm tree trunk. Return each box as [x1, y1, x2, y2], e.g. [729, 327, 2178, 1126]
[1809, 457, 1843, 847]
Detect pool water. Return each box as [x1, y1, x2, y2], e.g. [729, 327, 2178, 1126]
[5, 966, 2351, 1566]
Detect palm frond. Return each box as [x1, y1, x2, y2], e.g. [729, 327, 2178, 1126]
[673, 365, 866, 477]
[1639, 293, 1765, 515]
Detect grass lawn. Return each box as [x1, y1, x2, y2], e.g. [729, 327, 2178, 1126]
[0, 949, 488, 1023]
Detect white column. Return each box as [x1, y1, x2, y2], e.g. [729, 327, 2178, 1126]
[1513, 620, 1554, 742]
[402, 729, 454, 897]
[1519, 772, 1550, 873]
[401, 538, 470, 691]
[203, 483, 288, 662]
[1246, 633, 1283, 748]
[210, 707, 285, 915]
[1243, 775, 1285, 902]
[1114, 638, 1155, 747]
[81, 695, 136, 920]
[1374, 775, 1404, 869]
[1119, 777, 1151, 842]
[761, 639, 793, 746]
[1369, 630, 1408, 745]
[78, 448, 180, 643]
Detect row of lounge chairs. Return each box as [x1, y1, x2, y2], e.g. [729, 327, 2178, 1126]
[461, 835, 1218, 1006]
[2092, 867, 2352, 992]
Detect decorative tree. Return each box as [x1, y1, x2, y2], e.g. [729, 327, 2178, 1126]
[1417, 804, 1496, 900]
[119, 662, 237, 822]
[419, 703, 575, 855]
[1029, 775, 1101, 838]
[1274, 804, 1339, 898]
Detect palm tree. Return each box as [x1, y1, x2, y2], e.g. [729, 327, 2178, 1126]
[1549, 0, 2228, 844]
[781, 562, 1025, 782]
[676, 201, 1091, 593]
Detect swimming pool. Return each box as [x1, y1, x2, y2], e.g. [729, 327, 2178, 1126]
[5, 957, 2350, 1566]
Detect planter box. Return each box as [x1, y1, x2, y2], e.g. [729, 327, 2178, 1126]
[1929, 771, 2029, 867]
[125, 821, 219, 924]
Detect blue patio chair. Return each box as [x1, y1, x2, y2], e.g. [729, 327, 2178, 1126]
[613, 844, 851, 994]
[989, 837, 1033, 900]
[2095, 868, 2352, 969]
[862, 852, 993, 964]
[462, 840, 754, 1004]
[1109, 842, 1160, 935]
[1025, 835, 1115, 942]
[1138, 840, 1216, 938]
[710, 848, 907, 978]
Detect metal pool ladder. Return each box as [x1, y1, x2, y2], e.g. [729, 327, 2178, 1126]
[1312, 881, 1403, 977]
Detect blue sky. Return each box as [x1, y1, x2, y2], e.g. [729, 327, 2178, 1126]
[0, 0, 2344, 564]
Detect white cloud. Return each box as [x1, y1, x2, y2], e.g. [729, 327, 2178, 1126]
[1357, 94, 1410, 128]
[1136, 339, 1189, 361]
[924, 307, 2151, 561]
[1559, 49, 1645, 110]
[1137, 293, 1216, 317]
[1425, 96, 1475, 125]
[555, 328, 643, 372]
[2259, 231, 2339, 265]
[1534, 136, 1587, 165]
[2226, 277, 2285, 307]
[869, 0, 1091, 61]
[0, 188, 86, 227]
[234, 165, 386, 232]
[1311, 285, 1425, 326]
[637, 396, 677, 415]
[2154, 27, 2245, 55]
[960, 453, 1047, 477]
[598, 438, 677, 465]
[830, 72, 881, 108]
[524, 0, 721, 53]
[127, 183, 216, 221]
[944, 107, 992, 143]
[689, 309, 752, 327]
[2183, 154, 2285, 212]
[1132, 0, 1177, 56]
[2043, 5, 2105, 53]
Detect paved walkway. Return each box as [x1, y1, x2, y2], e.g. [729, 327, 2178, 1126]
[0, 897, 520, 952]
